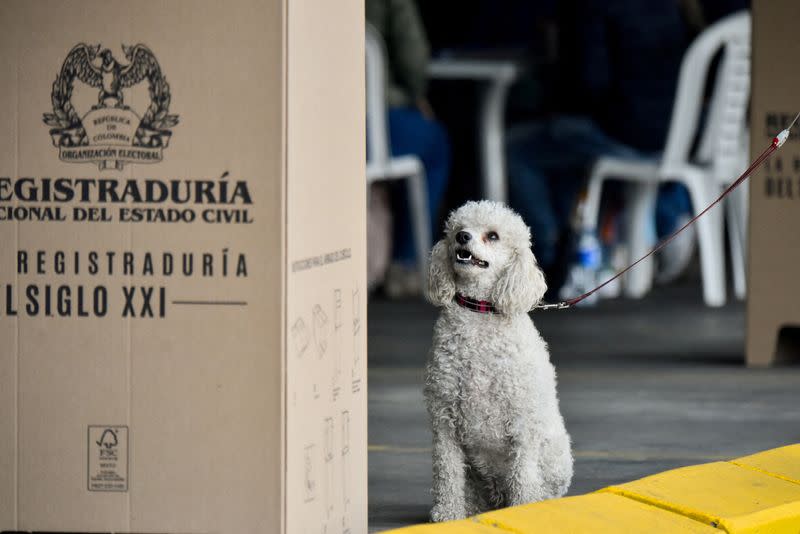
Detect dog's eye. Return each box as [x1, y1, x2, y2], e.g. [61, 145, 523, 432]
[487, 231, 499, 241]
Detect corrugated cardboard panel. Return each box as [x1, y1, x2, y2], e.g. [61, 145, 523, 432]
[2, 0, 285, 531]
[7, 2, 127, 528]
[285, 0, 367, 533]
[124, 1, 284, 531]
[1, 0, 366, 531]
[0, 1, 19, 526]
[747, 0, 800, 366]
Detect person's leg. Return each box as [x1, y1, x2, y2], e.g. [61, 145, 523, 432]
[550, 117, 695, 238]
[656, 182, 692, 237]
[387, 107, 451, 263]
[550, 117, 696, 283]
[506, 122, 566, 271]
[539, 117, 648, 293]
[549, 116, 641, 162]
[655, 181, 695, 283]
[506, 117, 631, 272]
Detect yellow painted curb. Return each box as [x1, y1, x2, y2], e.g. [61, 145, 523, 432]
[601, 461, 800, 533]
[379, 444, 800, 533]
[732, 444, 800, 485]
[378, 518, 499, 533]
[380, 493, 719, 533]
[474, 493, 719, 533]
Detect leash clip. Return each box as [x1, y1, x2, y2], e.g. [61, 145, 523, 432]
[535, 301, 571, 311]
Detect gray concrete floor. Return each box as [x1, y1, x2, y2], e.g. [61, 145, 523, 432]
[367, 282, 800, 532]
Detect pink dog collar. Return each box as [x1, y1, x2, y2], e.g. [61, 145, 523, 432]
[454, 293, 499, 314]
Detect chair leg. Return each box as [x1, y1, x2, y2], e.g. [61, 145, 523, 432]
[407, 169, 431, 287]
[479, 77, 514, 203]
[581, 164, 607, 233]
[684, 179, 726, 307]
[622, 182, 658, 298]
[726, 193, 746, 300]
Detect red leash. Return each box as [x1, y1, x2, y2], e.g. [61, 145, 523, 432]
[535, 115, 799, 311]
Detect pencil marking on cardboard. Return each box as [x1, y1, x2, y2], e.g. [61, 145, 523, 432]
[293, 317, 311, 358]
[304, 443, 317, 503]
[341, 410, 351, 534]
[351, 286, 362, 394]
[332, 289, 343, 400]
[313, 303, 330, 359]
[324, 416, 335, 519]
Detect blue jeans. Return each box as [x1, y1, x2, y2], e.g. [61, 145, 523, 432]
[506, 116, 690, 270]
[387, 107, 451, 263]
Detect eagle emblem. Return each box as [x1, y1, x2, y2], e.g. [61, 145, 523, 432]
[43, 43, 179, 170]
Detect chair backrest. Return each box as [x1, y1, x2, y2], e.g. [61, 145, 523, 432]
[365, 24, 390, 169]
[660, 11, 751, 181]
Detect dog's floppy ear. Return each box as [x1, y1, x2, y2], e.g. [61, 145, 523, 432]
[492, 246, 547, 314]
[427, 238, 456, 306]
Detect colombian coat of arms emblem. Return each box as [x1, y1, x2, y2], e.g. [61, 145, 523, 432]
[43, 43, 179, 170]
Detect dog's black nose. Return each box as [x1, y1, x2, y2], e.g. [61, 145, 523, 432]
[456, 231, 472, 245]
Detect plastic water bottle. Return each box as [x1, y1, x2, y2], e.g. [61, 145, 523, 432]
[597, 244, 625, 299]
[560, 230, 602, 306]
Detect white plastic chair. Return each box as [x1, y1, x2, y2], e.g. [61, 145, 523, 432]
[365, 24, 431, 285]
[581, 11, 751, 307]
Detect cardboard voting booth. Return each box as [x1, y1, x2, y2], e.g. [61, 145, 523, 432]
[747, 0, 800, 366]
[0, 1, 367, 532]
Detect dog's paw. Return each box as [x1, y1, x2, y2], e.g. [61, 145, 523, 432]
[506, 477, 548, 506]
[431, 503, 466, 523]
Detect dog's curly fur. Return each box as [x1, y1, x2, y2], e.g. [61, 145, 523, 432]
[424, 201, 573, 522]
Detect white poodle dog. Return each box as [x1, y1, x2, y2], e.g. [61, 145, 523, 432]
[424, 200, 573, 522]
